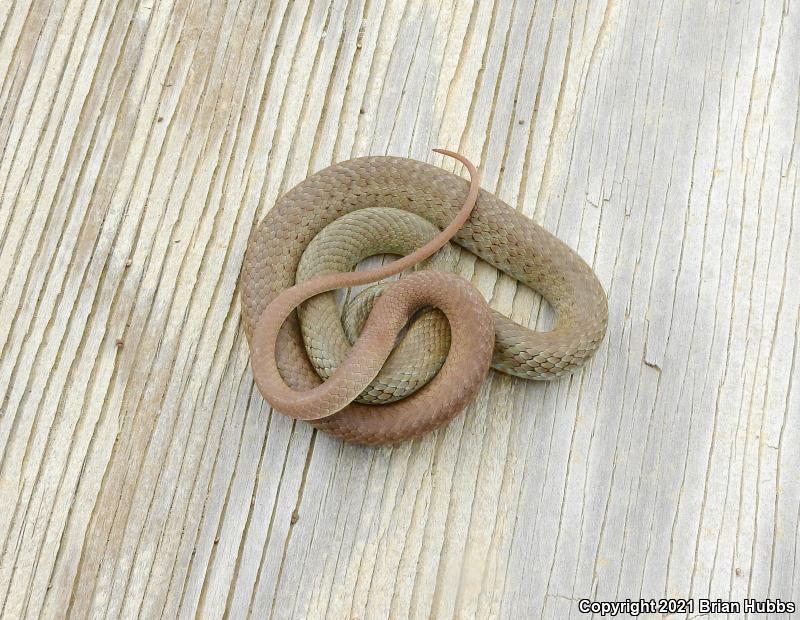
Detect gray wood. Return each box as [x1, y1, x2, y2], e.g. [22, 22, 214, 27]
[0, 0, 798, 617]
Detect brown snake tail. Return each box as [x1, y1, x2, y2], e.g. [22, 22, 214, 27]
[241, 151, 608, 444]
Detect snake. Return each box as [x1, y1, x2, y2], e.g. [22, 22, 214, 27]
[241, 151, 607, 444]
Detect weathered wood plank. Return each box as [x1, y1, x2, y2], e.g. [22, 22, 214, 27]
[1, 0, 798, 617]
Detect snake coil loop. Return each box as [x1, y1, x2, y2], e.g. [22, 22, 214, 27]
[242, 151, 607, 444]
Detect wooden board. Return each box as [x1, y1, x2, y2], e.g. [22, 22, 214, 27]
[1, 0, 798, 617]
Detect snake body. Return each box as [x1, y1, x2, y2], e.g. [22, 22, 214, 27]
[242, 152, 607, 444]
[296, 207, 460, 403]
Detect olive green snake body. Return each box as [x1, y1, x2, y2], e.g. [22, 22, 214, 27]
[241, 151, 607, 444]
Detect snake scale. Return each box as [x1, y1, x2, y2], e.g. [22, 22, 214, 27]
[241, 151, 608, 444]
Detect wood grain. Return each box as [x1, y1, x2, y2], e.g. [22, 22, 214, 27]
[1, 0, 798, 617]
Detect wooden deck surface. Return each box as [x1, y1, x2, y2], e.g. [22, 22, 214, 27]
[1, 0, 799, 617]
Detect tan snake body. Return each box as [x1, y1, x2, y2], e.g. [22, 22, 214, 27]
[241, 152, 607, 444]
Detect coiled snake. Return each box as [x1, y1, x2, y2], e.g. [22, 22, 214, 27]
[241, 151, 607, 444]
